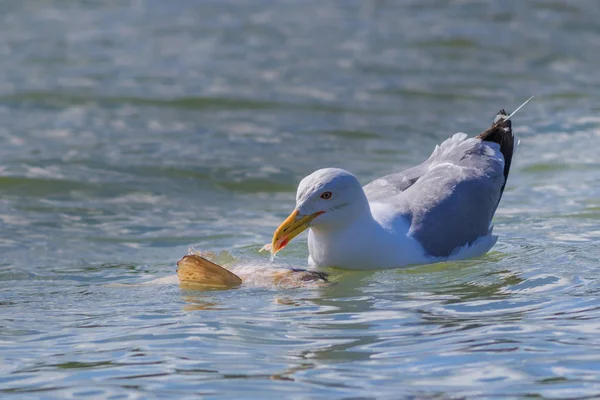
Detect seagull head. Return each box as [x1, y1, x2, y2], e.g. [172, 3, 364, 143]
[270, 168, 369, 256]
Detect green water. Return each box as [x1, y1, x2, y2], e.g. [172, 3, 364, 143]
[2, 1, 600, 398]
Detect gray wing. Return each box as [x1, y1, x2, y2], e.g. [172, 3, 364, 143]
[364, 160, 431, 202]
[364, 133, 507, 257]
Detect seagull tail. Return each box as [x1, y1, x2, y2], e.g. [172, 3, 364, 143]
[177, 254, 242, 289]
[477, 96, 533, 192]
[477, 109, 515, 193]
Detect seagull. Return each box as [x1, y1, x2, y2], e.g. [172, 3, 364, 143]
[269, 99, 532, 270]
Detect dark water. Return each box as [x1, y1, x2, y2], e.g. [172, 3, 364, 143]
[2, 1, 600, 398]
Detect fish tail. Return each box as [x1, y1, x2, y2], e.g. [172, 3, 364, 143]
[177, 254, 242, 288]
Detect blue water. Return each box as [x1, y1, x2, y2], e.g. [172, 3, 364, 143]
[2, 1, 600, 398]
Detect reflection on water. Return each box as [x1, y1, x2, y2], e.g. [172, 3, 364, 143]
[180, 295, 221, 311]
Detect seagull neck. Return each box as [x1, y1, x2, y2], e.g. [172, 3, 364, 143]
[307, 206, 387, 269]
[311, 203, 376, 234]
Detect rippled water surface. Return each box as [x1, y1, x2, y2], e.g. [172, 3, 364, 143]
[2, 1, 600, 398]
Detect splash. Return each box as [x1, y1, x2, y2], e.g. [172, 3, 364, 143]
[181, 246, 327, 288]
[259, 243, 276, 262]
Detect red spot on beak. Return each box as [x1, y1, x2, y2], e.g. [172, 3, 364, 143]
[280, 238, 289, 248]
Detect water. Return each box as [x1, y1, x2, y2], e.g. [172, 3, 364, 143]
[1, 0, 600, 398]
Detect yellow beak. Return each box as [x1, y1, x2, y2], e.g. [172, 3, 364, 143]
[271, 209, 324, 256]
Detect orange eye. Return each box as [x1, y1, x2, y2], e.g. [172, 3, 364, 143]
[320, 191, 332, 200]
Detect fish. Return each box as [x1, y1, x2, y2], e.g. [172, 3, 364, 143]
[176, 253, 328, 290]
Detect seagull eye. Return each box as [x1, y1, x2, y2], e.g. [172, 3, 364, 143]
[320, 191, 332, 200]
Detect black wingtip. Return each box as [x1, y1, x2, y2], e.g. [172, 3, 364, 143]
[492, 110, 511, 127]
[477, 109, 516, 197]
